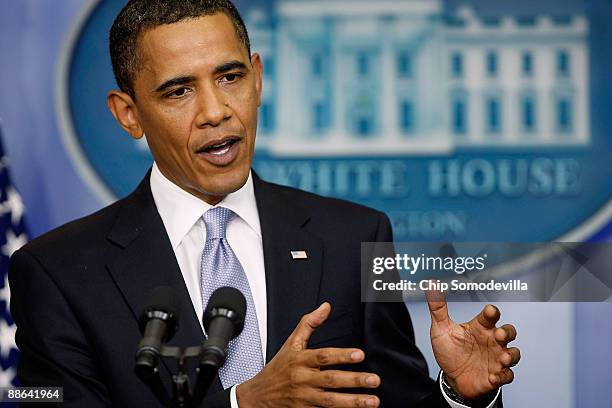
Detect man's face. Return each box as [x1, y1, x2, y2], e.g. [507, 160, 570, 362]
[121, 13, 262, 204]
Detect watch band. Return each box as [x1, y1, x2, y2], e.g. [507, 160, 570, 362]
[440, 372, 498, 408]
[440, 372, 472, 405]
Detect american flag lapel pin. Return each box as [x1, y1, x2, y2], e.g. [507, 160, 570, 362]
[291, 250, 308, 260]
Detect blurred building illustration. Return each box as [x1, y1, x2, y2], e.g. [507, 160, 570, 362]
[246, 0, 590, 156]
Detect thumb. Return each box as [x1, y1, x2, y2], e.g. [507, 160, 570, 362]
[286, 302, 331, 351]
[424, 281, 449, 324]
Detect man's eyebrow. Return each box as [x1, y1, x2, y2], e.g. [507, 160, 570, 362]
[213, 60, 248, 75]
[152, 61, 248, 93]
[154, 75, 196, 93]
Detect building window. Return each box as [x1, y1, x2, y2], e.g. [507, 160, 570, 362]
[400, 100, 414, 133]
[313, 102, 326, 132]
[517, 16, 537, 26]
[556, 98, 573, 133]
[557, 50, 570, 77]
[486, 51, 498, 77]
[312, 54, 323, 77]
[260, 102, 274, 133]
[522, 52, 533, 77]
[357, 117, 372, 135]
[486, 97, 502, 133]
[451, 52, 463, 78]
[357, 53, 369, 77]
[397, 52, 412, 78]
[552, 15, 573, 25]
[451, 98, 467, 134]
[482, 17, 501, 27]
[521, 95, 536, 132]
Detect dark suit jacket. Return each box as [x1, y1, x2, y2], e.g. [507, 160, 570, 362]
[9, 172, 451, 407]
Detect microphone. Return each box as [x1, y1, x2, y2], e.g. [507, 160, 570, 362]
[193, 287, 246, 406]
[135, 286, 180, 381]
[200, 286, 246, 368]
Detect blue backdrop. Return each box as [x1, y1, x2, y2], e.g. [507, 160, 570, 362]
[0, 1, 610, 406]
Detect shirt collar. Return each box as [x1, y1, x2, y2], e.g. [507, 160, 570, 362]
[150, 162, 261, 250]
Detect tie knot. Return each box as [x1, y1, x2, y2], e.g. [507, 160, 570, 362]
[203, 207, 235, 239]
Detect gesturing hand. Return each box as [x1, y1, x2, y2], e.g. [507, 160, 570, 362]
[426, 289, 520, 400]
[236, 303, 381, 407]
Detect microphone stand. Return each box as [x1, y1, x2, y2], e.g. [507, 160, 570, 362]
[170, 347, 192, 408]
[146, 344, 219, 408]
[136, 287, 245, 408]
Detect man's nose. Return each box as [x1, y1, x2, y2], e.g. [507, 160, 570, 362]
[195, 85, 231, 128]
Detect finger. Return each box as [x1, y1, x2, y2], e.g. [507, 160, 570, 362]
[301, 347, 366, 368]
[489, 368, 514, 386]
[287, 302, 332, 351]
[475, 304, 500, 329]
[501, 347, 521, 367]
[308, 370, 380, 389]
[305, 390, 380, 408]
[495, 324, 517, 345]
[425, 281, 449, 324]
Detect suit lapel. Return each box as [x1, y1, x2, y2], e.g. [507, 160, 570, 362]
[105, 174, 223, 392]
[104, 171, 324, 383]
[253, 174, 325, 362]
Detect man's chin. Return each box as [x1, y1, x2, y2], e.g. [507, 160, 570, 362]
[195, 171, 250, 203]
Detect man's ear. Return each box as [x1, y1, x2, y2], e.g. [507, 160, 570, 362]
[107, 90, 144, 139]
[250, 53, 263, 107]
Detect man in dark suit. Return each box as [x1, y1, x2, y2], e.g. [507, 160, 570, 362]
[9, 1, 519, 407]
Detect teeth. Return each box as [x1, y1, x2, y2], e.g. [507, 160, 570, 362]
[210, 145, 231, 155]
[210, 140, 230, 149]
[201, 139, 237, 155]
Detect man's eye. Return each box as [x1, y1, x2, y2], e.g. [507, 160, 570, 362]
[221, 73, 242, 83]
[167, 88, 190, 98]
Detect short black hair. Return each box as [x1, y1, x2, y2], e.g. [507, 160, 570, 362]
[109, 0, 251, 100]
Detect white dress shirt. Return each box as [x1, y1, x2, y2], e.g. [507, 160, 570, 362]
[149, 162, 498, 408]
[150, 163, 266, 407]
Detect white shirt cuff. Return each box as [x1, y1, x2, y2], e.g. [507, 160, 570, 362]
[439, 372, 501, 408]
[230, 384, 239, 408]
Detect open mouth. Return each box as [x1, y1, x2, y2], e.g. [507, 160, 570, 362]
[199, 137, 241, 156]
[196, 136, 242, 166]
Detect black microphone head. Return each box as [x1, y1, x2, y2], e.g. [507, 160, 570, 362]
[138, 286, 180, 340]
[203, 287, 246, 335]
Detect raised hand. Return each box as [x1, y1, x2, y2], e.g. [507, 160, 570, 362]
[426, 289, 520, 400]
[236, 303, 381, 407]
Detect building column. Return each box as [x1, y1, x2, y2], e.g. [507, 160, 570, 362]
[380, 18, 398, 141]
[331, 17, 346, 141]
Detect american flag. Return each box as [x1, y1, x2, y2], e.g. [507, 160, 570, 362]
[0, 123, 28, 393]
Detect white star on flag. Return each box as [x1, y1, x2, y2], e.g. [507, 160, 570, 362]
[4, 187, 24, 225]
[0, 274, 9, 313]
[1, 230, 27, 258]
[0, 366, 15, 387]
[0, 319, 16, 359]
